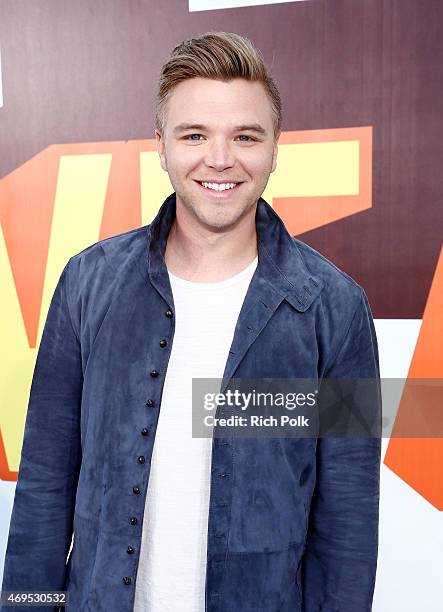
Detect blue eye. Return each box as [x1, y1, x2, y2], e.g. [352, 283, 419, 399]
[183, 133, 255, 142]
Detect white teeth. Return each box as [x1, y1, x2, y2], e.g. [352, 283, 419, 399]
[200, 182, 237, 191]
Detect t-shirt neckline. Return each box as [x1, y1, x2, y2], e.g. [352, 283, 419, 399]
[167, 256, 258, 289]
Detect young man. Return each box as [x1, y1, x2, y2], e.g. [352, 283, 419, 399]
[1, 32, 381, 611]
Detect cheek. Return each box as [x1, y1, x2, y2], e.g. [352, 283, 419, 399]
[245, 159, 273, 179]
[169, 148, 202, 173]
[239, 148, 273, 171]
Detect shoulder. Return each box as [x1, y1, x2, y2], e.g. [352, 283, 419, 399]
[292, 236, 365, 307]
[291, 237, 372, 351]
[291, 238, 376, 376]
[68, 225, 149, 275]
[64, 225, 151, 300]
[62, 225, 151, 336]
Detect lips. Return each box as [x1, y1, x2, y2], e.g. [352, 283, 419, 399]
[193, 180, 243, 197]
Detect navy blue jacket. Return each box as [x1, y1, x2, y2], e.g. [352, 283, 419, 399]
[1, 193, 381, 611]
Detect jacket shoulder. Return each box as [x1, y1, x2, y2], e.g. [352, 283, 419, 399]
[68, 224, 149, 273]
[292, 236, 364, 304]
[292, 238, 376, 377]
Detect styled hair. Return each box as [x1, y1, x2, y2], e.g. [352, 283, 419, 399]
[155, 31, 282, 141]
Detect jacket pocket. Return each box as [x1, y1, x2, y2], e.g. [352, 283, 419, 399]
[220, 543, 304, 611]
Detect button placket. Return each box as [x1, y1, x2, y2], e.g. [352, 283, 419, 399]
[208, 432, 233, 558]
[123, 306, 174, 590]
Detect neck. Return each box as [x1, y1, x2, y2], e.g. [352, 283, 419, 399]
[164, 203, 258, 283]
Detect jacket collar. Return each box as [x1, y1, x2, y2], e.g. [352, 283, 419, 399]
[146, 192, 323, 313]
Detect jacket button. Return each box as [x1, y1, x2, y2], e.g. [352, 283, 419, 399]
[141, 428, 149, 436]
[159, 339, 167, 348]
[146, 399, 155, 407]
[123, 576, 132, 585]
[127, 546, 135, 554]
[129, 516, 138, 525]
[138, 456, 146, 464]
[165, 309, 173, 318]
[150, 370, 159, 378]
[133, 486, 141, 495]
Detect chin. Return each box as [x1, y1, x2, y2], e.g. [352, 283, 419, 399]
[201, 209, 246, 231]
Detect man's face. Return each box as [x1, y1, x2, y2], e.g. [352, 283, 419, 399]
[155, 77, 279, 232]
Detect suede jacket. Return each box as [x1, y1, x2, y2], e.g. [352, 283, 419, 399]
[1, 193, 381, 612]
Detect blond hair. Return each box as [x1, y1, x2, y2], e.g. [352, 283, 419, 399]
[155, 31, 282, 141]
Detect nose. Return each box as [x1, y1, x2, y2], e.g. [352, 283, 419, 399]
[204, 137, 235, 172]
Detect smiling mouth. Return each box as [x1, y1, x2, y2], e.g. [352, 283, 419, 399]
[194, 180, 243, 195]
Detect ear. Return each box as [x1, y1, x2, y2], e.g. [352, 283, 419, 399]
[155, 129, 167, 172]
[271, 136, 279, 173]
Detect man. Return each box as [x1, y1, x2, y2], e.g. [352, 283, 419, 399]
[1, 32, 381, 611]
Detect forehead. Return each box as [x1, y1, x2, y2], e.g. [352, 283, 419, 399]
[166, 77, 273, 128]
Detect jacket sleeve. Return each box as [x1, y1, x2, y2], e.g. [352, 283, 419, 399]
[1, 259, 82, 611]
[301, 288, 382, 612]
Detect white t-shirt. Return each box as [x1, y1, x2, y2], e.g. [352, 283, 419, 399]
[133, 256, 258, 612]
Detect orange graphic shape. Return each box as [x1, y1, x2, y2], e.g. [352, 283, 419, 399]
[0, 140, 156, 349]
[0, 429, 17, 481]
[384, 245, 443, 510]
[0, 148, 59, 349]
[275, 127, 372, 235]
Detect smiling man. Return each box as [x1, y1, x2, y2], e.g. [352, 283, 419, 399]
[1, 32, 381, 612]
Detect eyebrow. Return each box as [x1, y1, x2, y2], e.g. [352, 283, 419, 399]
[172, 122, 267, 136]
